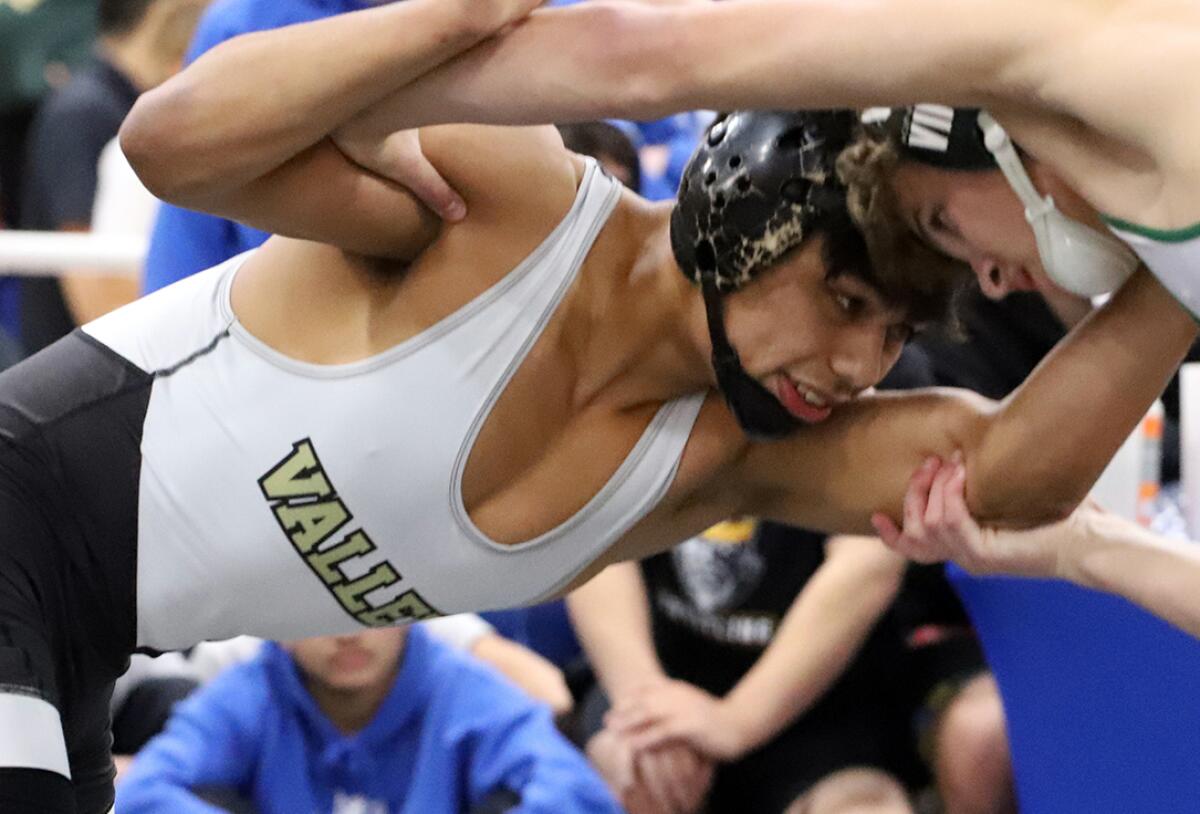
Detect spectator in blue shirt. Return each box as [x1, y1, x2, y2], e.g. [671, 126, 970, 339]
[117, 624, 619, 814]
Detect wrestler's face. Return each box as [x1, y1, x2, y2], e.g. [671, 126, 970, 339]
[891, 161, 1060, 301]
[721, 236, 910, 423]
[287, 627, 407, 693]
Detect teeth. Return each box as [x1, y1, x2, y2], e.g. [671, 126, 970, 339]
[803, 390, 827, 407]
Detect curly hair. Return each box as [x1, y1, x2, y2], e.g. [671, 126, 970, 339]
[835, 132, 972, 333]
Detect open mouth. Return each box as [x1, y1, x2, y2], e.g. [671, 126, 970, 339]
[775, 376, 834, 424]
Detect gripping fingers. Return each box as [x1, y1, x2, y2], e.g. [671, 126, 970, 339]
[925, 458, 960, 528]
[942, 462, 970, 526]
[903, 457, 940, 538]
[395, 143, 467, 221]
[871, 512, 902, 547]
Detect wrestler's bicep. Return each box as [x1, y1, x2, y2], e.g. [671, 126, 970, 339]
[739, 389, 987, 535]
[213, 139, 442, 260]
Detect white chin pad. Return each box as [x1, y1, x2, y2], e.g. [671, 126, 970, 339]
[1030, 207, 1139, 297]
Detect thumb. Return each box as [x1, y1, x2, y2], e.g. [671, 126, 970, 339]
[872, 512, 901, 545]
[391, 151, 467, 222]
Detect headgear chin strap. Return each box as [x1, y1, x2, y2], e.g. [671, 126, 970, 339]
[700, 278, 800, 440]
[976, 112, 1138, 298]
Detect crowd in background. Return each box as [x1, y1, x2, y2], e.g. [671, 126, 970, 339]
[4, 1, 1196, 813]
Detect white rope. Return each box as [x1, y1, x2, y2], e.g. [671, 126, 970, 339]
[0, 231, 146, 276]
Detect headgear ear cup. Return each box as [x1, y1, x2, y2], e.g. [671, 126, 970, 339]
[977, 112, 1137, 297]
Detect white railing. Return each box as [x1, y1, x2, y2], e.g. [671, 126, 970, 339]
[0, 230, 146, 275]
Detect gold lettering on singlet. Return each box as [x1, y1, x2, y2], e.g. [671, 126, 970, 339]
[258, 438, 440, 626]
[309, 530, 375, 585]
[272, 499, 350, 554]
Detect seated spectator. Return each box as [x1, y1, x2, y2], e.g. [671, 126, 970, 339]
[116, 624, 617, 814]
[572, 523, 922, 814]
[110, 616, 573, 779]
[16, 0, 207, 353]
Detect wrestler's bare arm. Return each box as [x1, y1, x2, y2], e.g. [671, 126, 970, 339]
[348, 0, 1068, 130]
[736, 268, 1198, 535]
[345, 0, 1198, 226]
[120, 0, 546, 257]
[1058, 512, 1200, 639]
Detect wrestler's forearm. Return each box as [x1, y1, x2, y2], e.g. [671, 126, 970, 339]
[964, 269, 1198, 525]
[120, 0, 495, 204]
[354, 0, 1060, 133]
[1058, 513, 1200, 639]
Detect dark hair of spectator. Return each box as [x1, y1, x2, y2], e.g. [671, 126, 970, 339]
[99, 0, 157, 37]
[557, 122, 641, 192]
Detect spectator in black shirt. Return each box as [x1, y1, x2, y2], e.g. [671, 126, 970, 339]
[574, 524, 922, 814]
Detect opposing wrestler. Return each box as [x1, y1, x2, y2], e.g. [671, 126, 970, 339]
[0, 2, 1193, 812]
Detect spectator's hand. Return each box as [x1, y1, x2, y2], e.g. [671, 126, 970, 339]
[587, 727, 712, 814]
[871, 454, 1073, 578]
[332, 126, 467, 222]
[606, 679, 750, 761]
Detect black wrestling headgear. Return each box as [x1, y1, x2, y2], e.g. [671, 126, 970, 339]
[864, 104, 995, 170]
[670, 110, 859, 440]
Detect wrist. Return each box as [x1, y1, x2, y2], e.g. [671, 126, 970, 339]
[973, 523, 1061, 579]
[715, 695, 765, 758]
[1055, 508, 1132, 588]
[606, 666, 668, 703]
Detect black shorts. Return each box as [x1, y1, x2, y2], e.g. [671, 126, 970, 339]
[0, 333, 146, 813]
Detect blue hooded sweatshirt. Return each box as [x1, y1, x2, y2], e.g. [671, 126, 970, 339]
[117, 625, 619, 814]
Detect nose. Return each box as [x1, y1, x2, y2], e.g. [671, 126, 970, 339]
[829, 324, 888, 394]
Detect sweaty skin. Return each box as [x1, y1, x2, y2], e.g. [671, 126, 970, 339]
[123, 0, 1198, 588]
